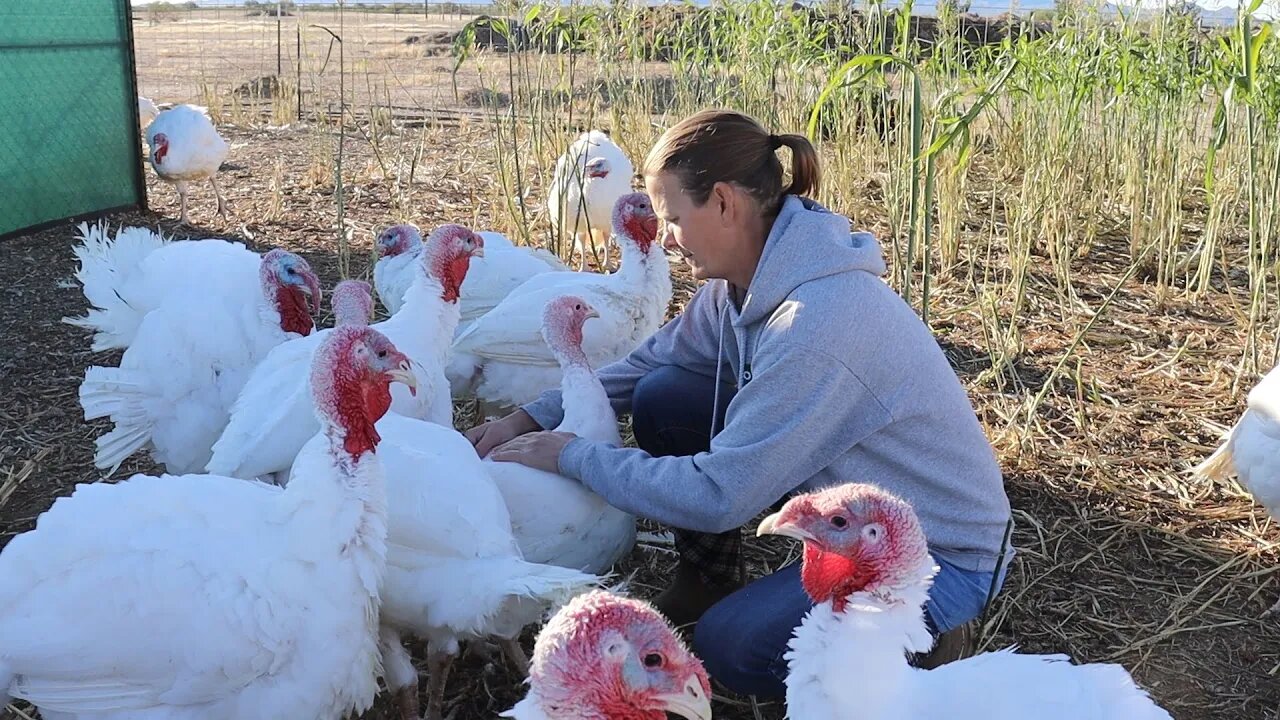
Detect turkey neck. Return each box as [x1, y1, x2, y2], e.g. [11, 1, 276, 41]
[785, 555, 938, 719]
[615, 237, 672, 322]
[381, 266, 461, 423]
[614, 234, 650, 287]
[555, 361, 613, 442]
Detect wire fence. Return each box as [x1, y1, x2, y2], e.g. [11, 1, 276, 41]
[131, 2, 497, 127]
[129, 0, 1098, 130]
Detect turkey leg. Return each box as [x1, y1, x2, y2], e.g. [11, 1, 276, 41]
[176, 181, 191, 225]
[379, 627, 422, 720]
[423, 644, 455, 720]
[210, 175, 230, 222]
[499, 636, 530, 675]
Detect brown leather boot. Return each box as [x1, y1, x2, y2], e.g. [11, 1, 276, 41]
[651, 561, 745, 631]
[910, 620, 977, 670]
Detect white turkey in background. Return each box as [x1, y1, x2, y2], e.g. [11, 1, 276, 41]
[298, 279, 599, 720]
[1192, 363, 1280, 616]
[372, 224, 422, 316]
[207, 225, 483, 483]
[331, 278, 375, 326]
[757, 483, 1174, 720]
[65, 221, 319, 352]
[450, 192, 670, 411]
[502, 590, 712, 720]
[79, 248, 322, 476]
[547, 130, 634, 271]
[485, 295, 636, 575]
[146, 104, 230, 225]
[0, 325, 416, 720]
[374, 224, 568, 327]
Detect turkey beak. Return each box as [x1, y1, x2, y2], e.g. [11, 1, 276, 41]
[585, 307, 601, 320]
[388, 360, 418, 397]
[471, 245, 485, 259]
[656, 674, 712, 720]
[756, 510, 815, 542]
[303, 273, 323, 314]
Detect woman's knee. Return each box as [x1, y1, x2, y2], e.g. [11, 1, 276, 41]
[924, 557, 1006, 633]
[691, 568, 807, 698]
[631, 367, 682, 446]
[631, 366, 717, 455]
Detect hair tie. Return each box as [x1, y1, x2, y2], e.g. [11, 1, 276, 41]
[768, 133, 783, 150]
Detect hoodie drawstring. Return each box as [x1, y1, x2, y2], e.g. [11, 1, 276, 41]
[710, 300, 729, 438]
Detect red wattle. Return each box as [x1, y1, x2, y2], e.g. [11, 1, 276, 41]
[275, 285, 315, 336]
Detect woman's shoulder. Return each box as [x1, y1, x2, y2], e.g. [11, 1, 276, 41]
[762, 276, 942, 362]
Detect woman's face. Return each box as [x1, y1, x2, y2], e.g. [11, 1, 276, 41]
[646, 171, 737, 282]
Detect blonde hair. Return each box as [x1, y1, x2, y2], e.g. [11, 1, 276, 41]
[642, 109, 821, 212]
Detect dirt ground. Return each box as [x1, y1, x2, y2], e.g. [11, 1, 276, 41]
[1, 13, 1278, 717]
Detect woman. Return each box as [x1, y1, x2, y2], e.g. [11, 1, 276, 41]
[467, 109, 1012, 698]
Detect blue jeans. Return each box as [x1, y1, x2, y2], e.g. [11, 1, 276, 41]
[631, 365, 1004, 699]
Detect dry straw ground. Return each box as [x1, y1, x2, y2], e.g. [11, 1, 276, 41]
[2, 6, 1279, 720]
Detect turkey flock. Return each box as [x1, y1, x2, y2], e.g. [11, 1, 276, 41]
[0, 98, 1271, 720]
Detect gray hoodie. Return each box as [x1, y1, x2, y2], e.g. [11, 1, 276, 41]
[523, 196, 1012, 573]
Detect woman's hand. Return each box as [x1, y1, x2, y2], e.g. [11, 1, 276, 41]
[465, 409, 541, 457]
[488, 431, 577, 474]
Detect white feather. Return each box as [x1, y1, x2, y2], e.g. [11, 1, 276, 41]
[209, 263, 459, 480]
[145, 104, 227, 183]
[0, 403, 388, 719]
[362, 413, 599, 696]
[138, 97, 160, 133]
[547, 131, 633, 261]
[483, 340, 635, 574]
[1192, 364, 1280, 517]
[784, 556, 1173, 720]
[450, 229, 671, 409]
[63, 222, 263, 352]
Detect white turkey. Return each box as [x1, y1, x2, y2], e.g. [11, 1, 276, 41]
[373, 411, 600, 720]
[1192, 363, 1280, 616]
[332, 278, 375, 326]
[757, 483, 1174, 720]
[146, 104, 230, 225]
[0, 325, 416, 720]
[138, 96, 160, 134]
[207, 224, 483, 482]
[485, 295, 636, 574]
[303, 277, 599, 720]
[78, 247, 322, 475]
[64, 221, 319, 352]
[374, 224, 568, 324]
[547, 130, 634, 271]
[450, 192, 670, 410]
[502, 590, 712, 720]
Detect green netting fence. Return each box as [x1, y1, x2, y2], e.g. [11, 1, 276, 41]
[0, 0, 146, 239]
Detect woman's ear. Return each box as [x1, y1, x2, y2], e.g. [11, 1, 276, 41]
[711, 181, 736, 227]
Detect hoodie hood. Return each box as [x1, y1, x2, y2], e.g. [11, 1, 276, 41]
[737, 195, 886, 327]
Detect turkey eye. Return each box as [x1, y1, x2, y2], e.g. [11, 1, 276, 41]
[643, 653, 663, 668]
[377, 350, 387, 359]
[831, 516, 848, 529]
